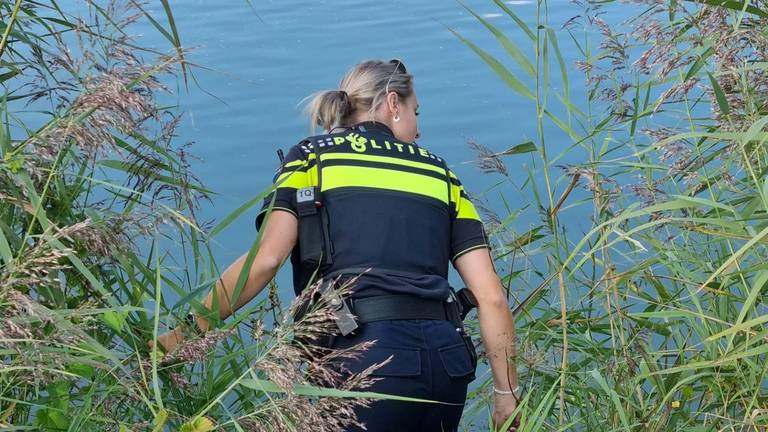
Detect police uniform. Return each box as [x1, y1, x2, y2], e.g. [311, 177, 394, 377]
[256, 121, 490, 431]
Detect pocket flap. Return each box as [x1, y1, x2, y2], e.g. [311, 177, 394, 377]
[438, 343, 475, 378]
[337, 347, 421, 377]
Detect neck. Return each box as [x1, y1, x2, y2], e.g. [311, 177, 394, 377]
[348, 112, 393, 132]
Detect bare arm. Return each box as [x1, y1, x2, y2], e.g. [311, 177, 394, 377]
[454, 248, 518, 391]
[455, 248, 519, 428]
[153, 211, 298, 352]
[195, 210, 298, 331]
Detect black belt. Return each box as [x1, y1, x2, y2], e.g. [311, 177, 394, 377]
[350, 294, 450, 323]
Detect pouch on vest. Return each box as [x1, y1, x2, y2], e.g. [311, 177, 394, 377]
[296, 186, 333, 266]
[448, 289, 478, 371]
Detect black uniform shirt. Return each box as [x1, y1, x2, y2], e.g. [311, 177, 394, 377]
[256, 122, 489, 300]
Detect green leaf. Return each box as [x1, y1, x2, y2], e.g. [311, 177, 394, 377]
[731, 270, 768, 336]
[446, 26, 534, 100]
[208, 188, 272, 238]
[700, 222, 768, 287]
[628, 310, 702, 320]
[684, 0, 768, 18]
[98, 159, 212, 194]
[589, 369, 630, 429]
[707, 71, 730, 116]
[159, 0, 188, 88]
[547, 27, 570, 122]
[240, 378, 441, 403]
[707, 307, 768, 341]
[668, 194, 736, 214]
[461, 3, 535, 78]
[501, 141, 537, 156]
[509, 226, 544, 250]
[0, 223, 13, 270]
[179, 417, 215, 432]
[492, 0, 535, 41]
[544, 108, 581, 142]
[101, 310, 128, 332]
[763, 176, 768, 207]
[0, 69, 19, 84]
[67, 363, 96, 379]
[684, 46, 714, 81]
[151, 408, 169, 432]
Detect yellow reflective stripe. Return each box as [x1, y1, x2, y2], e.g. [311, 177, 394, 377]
[457, 196, 481, 220]
[284, 159, 305, 168]
[321, 165, 449, 203]
[283, 153, 317, 168]
[275, 169, 309, 189]
[448, 170, 463, 206]
[307, 165, 318, 186]
[447, 169, 480, 220]
[320, 152, 446, 175]
[275, 166, 318, 189]
[449, 183, 462, 205]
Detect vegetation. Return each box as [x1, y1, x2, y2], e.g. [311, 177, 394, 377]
[2, 0, 768, 430]
[0, 1, 385, 430]
[457, 0, 768, 430]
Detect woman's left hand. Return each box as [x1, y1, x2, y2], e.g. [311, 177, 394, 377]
[493, 393, 520, 431]
[149, 327, 185, 354]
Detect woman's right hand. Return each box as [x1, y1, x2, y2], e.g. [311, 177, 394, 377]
[149, 327, 186, 354]
[493, 393, 520, 431]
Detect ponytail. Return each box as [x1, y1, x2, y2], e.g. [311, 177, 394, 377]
[306, 90, 354, 131]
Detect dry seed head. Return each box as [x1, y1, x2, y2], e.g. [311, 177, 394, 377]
[164, 328, 235, 364]
[466, 138, 509, 176]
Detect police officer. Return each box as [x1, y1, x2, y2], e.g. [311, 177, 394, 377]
[156, 60, 520, 431]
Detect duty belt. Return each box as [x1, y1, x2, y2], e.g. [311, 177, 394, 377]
[319, 266, 477, 329]
[349, 294, 449, 323]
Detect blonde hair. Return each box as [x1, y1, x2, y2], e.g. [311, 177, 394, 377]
[305, 60, 414, 132]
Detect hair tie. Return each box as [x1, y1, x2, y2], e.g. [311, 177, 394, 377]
[338, 90, 348, 99]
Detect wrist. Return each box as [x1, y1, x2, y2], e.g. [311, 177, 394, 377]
[493, 385, 523, 401]
[196, 315, 210, 332]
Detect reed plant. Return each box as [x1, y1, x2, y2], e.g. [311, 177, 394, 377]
[456, 0, 768, 430]
[0, 1, 401, 430]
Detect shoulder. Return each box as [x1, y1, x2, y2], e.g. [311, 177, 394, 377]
[281, 133, 328, 161]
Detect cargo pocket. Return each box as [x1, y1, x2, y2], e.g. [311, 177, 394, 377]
[338, 347, 421, 377]
[438, 343, 476, 380]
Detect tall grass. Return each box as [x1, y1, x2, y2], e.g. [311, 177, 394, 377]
[0, 1, 397, 430]
[456, 0, 768, 430]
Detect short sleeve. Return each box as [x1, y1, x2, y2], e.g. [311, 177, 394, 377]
[448, 169, 490, 262]
[255, 144, 315, 231]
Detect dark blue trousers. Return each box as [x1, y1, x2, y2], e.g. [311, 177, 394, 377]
[331, 319, 475, 432]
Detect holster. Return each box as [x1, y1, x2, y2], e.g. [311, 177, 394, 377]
[296, 186, 333, 266]
[447, 289, 478, 371]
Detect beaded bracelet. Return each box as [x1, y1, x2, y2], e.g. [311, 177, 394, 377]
[493, 385, 522, 399]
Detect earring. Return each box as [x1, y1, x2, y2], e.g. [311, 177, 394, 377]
[393, 113, 400, 122]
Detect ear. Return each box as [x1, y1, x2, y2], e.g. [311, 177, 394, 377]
[386, 91, 399, 115]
